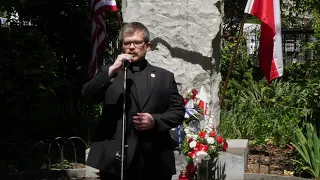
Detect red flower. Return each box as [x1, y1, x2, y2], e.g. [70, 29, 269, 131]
[194, 143, 209, 152]
[188, 138, 193, 143]
[188, 151, 196, 158]
[196, 142, 201, 148]
[209, 131, 216, 137]
[183, 99, 188, 105]
[217, 136, 224, 144]
[222, 142, 228, 151]
[198, 100, 205, 111]
[188, 143, 209, 159]
[198, 131, 206, 138]
[192, 89, 198, 95]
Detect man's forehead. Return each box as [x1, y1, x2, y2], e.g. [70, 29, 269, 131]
[123, 30, 144, 39]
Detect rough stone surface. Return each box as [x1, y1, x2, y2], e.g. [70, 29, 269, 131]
[122, 0, 223, 128]
[173, 150, 188, 180]
[226, 139, 249, 169]
[218, 152, 245, 180]
[64, 168, 86, 178]
[85, 148, 100, 179]
[86, 165, 99, 179]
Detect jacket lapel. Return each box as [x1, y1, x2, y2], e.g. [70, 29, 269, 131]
[140, 64, 156, 110]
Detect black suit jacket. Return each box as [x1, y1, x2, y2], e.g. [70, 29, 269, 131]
[82, 61, 185, 176]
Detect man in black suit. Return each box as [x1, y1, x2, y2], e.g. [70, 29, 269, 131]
[82, 22, 185, 180]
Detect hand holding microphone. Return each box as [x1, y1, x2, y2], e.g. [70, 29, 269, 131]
[108, 54, 133, 77]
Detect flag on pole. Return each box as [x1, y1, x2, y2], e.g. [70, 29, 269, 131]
[245, 0, 283, 82]
[89, 0, 118, 78]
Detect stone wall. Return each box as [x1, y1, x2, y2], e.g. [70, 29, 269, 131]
[122, 0, 223, 128]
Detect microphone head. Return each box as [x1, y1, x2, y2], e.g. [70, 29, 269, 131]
[122, 59, 131, 68]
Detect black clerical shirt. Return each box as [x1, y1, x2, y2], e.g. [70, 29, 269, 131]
[128, 59, 148, 109]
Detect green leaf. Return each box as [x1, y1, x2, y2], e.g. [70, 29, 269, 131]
[292, 123, 320, 178]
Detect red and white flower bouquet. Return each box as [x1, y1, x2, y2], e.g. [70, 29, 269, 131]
[181, 87, 228, 178]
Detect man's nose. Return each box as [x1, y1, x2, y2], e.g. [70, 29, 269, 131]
[129, 43, 135, 49]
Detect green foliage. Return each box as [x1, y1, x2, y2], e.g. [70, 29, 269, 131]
[223, 0, 316, 31]
[223, 0, 247, 32]
[80, 103, 103, 145]
[51, 160, 82, 170]
[220, 37, 262, 109]
[0, 26, 60, 138]
[219, 37, 318, 146]
[292, 123, 320, 179]
[282, 37, 320, 129]
[220, 80, 305, 145]
[245, 16, 260, 25]
[181, 136, 192, 163]
[0, 10, 7, 17]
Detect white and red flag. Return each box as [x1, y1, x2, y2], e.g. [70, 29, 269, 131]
[245, 0, 283, 82]
[89, 0, 118, 78]
[198, 86, 209, 120]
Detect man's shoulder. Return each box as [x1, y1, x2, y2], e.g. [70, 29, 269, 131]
[149, 63, 174, 76]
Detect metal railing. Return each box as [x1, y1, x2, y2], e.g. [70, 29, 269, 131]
[241, 26, 315, 66]
[0, 136, 89, 179]
[247, 144, 294, 175]
[282, 29, 315, 65]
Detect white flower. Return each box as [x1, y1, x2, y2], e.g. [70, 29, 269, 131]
[207, 137, 215, 144]
[184, 128, 190, 134]
[186, 88, 193, 95]
[186, 133, 193, 138]
[192, 135, 198, 140]
[189, 141, 197, 149]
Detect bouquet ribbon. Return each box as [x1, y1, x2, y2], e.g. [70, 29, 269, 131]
[185, 108, 201, 120]
[188, 143, 209, 158]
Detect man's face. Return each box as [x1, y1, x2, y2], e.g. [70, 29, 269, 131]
[122, 30, 151, 63]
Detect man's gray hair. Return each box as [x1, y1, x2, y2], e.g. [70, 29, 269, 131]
[119, 22, 150, 42]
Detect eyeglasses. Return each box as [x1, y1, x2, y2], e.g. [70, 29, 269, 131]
[123, 40, 146, 49]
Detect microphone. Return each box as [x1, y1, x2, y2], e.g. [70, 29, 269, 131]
[122, 59, 131, 68]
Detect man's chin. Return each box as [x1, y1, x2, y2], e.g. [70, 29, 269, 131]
[131, 58, 143, 64]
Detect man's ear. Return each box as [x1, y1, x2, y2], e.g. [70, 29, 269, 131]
[146, 42, 151, 51]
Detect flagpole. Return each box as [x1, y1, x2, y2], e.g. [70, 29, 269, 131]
[220, 14, 247, 108]
[117, 11, 123, 56]
[117, 11, 123, 28]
